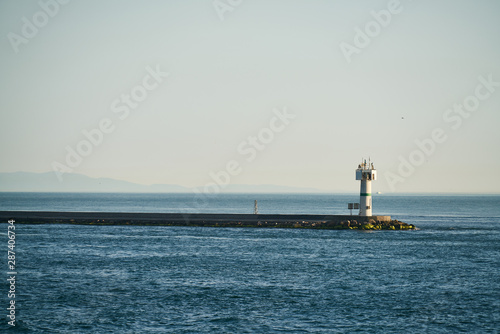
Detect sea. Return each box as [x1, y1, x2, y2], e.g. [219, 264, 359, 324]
[1, 192, 499, 333]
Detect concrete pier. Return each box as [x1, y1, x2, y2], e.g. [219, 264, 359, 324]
[0, 211, 414, 230]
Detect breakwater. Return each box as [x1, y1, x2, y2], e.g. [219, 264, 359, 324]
[0, 211, 415, 230]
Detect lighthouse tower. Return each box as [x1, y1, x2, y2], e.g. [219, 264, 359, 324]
[356, 159, 377, 216]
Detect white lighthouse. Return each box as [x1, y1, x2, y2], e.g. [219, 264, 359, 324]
[356, 159, 377, 216]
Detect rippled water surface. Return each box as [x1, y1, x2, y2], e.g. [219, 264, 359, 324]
[1, 193, 499, 333]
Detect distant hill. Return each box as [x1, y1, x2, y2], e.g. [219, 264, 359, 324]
[0, 172, 189, 193]
[0, 172, 322, 193]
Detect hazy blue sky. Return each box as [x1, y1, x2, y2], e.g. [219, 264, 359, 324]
[1, 0, 499, 193]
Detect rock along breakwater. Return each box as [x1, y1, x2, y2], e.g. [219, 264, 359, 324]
[0, 211, 416, 230]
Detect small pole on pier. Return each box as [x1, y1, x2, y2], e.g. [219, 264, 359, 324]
[254, 200, 258, 214]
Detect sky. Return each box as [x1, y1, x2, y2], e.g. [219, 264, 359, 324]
[1, 0, 499, 193]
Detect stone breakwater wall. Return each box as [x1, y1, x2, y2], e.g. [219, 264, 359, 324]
[0, 211, 415, 230]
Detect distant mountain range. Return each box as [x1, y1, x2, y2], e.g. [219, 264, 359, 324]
[0, 172, 322, 193]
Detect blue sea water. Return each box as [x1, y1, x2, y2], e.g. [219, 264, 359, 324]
[1, 193, 500, 333]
